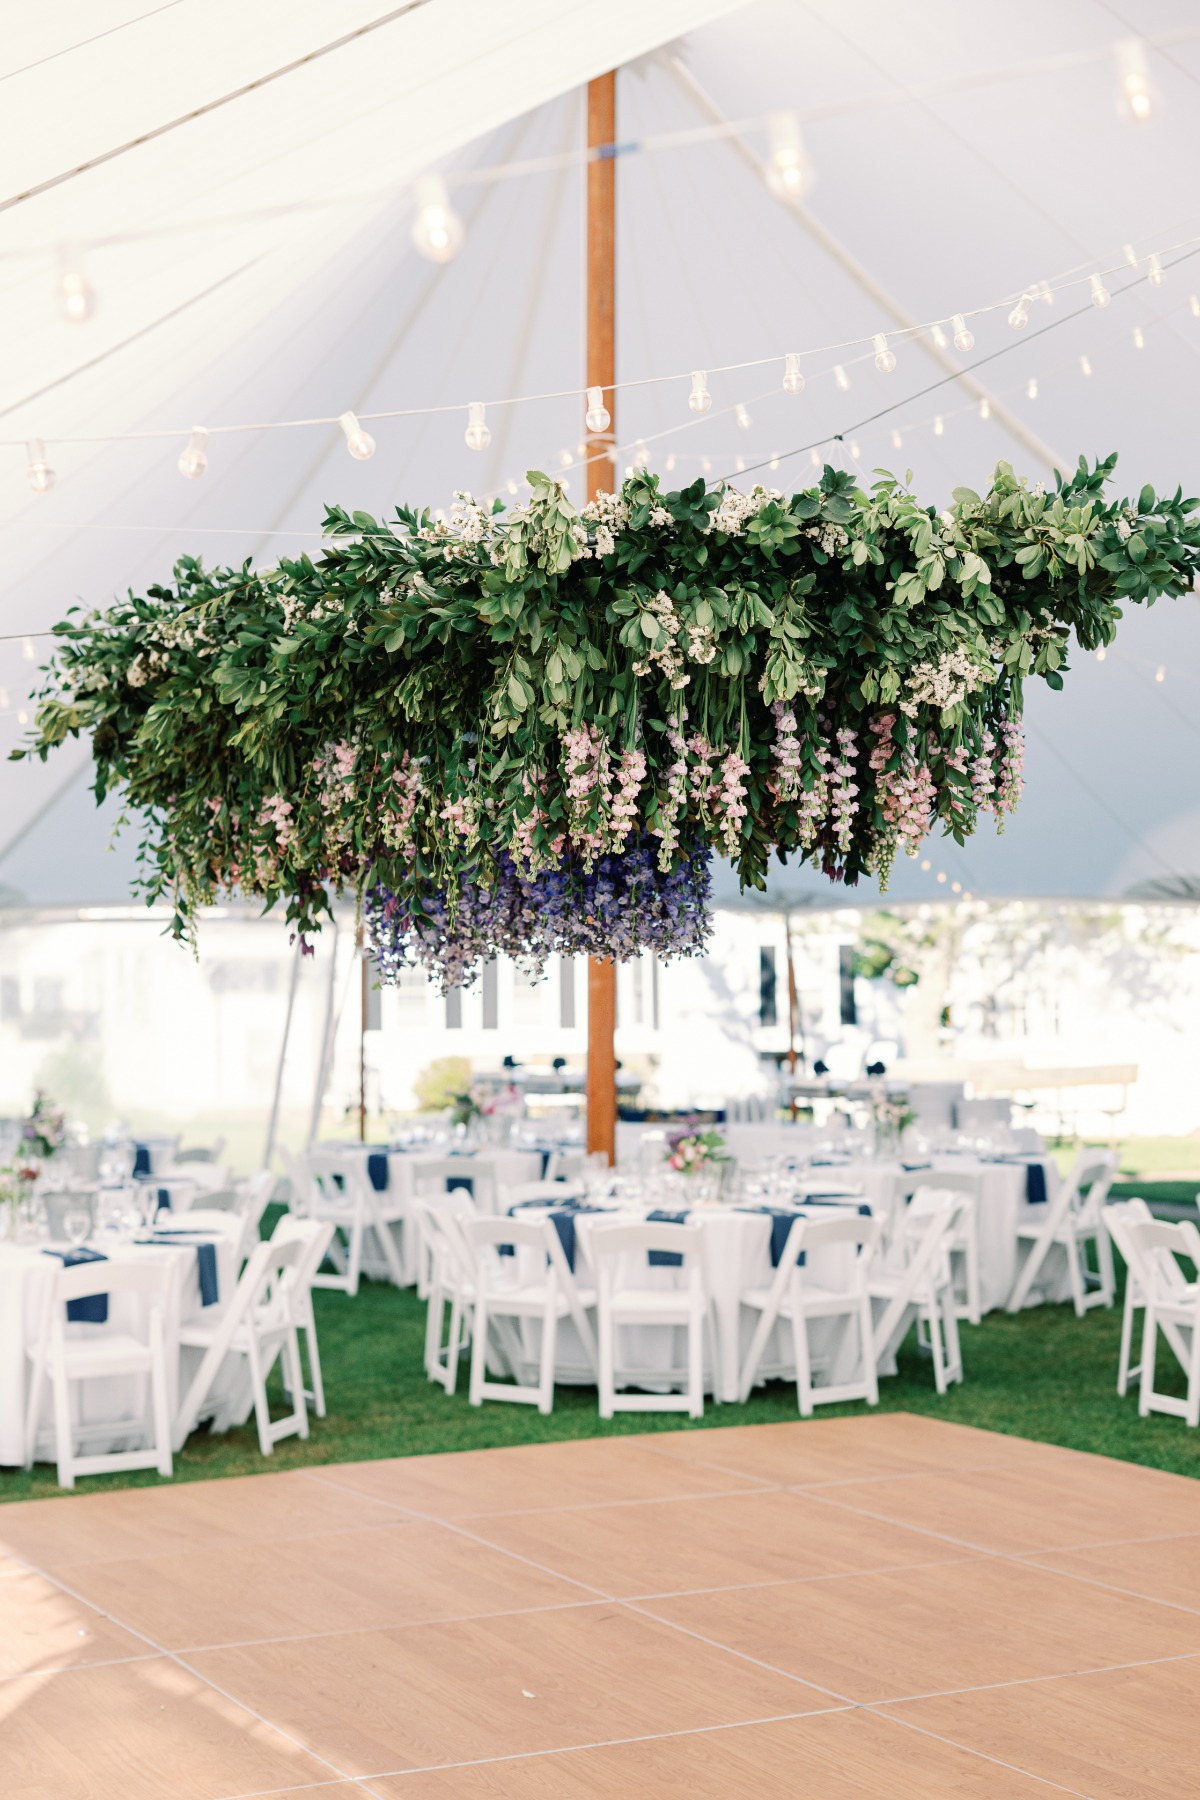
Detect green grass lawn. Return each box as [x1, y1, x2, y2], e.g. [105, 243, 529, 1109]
[3, 1188, 1199, 1505]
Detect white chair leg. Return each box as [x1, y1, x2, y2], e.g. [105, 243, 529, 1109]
[286, 1329, 310, 1440]
[860, 1289, 879, 1406]
[246, 1332, 273, 1455]
[942, 1290, 963, 1384]
[536, 1308, 556, 1416]
[149, 1314, 173, 1478]
[598, 1301, 615, 1420]
[51, 1363, 75, 1490]
[737, 1305, 776, 1405]
[1096, 1227, 1116, 1309]
[424, 1276, 445, 1380]
[965, 1211, 982, 1326]
[1139, 1309, 1157, 1417]
[304, 1309, 326, 1417]
[468, 1297, 489, 1407]
[926, 1302, 948, 1396]
[1066, 1230, 1087, 1319]
[687, 1306, 704, 1419]
[791, 1304, 813, 1417]
[1187, 1323, 1200, 1430]
[704, 1306, 722, 1405]
[1117, 1290, 1136, 1396]
[345, 1217, 363, 1299]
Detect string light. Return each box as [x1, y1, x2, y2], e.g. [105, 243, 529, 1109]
[1123, 244, 1140, 269]
[920, 860, 931, 871]
[1132, 326, 1145, 350]
[1026, 377, 1038, 399]
[338, 411, 375, 460]
[1090, 272, 1111, 308]
[951, 881, 962, 894]
[411, 174, 463, 263]
[933, 414, 944, 436]
[688, 371, 712, 414]
[1116, 38, 1156, 124]
[558, 448, 572, 469]
[26, 440, 54, 493]
[0, 688, 8, 707]
[834, 364, 850, 392]
[633, 439, 650, 468]
[930, 324, 948, 349]
[1007, 293, 1033, 330]
[178, 426, 208, 478]
[665, 452, 677, 472]
[584, 386, 610, 432]
[21, 637, 35, 660]
[464, 402, 490, 451]
[769, 452, 780, 470]
[782, 352, 805, 394]
[951, 314, 974, 352]
[890, 428, 903, 449]
[1155, 664, 1166, 682]
[873, 333, 896, 373]
[1148, 252, 1165, 287]
[1080, 353, 1093, 376]
[1037, 281, 1056, 306]
[765, 111, 812, 201]
[809, 449, 822, 470]
[1096, 647, 1107, 662]
[936, 871, 947, 884]
[506, 479, 519, 496]
[979, 398, 991, 420]
[701, 457, 712, 475]
[735, 454, 746, 472]
[849, 439, 861, 459]
[735, 403, 752, 431]
[59, 269, 92, 322]
[1191, 295, 1200, 318]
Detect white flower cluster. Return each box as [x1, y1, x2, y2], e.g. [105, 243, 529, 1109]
[899, 646, 994, 717]
[125, 647, 170, 688]
[649, 505, 674, 528]
[805, 522, 850, 555]
[280, 592, 345, 631]
[708, 485, 781, 536]
[448, 492, 490, 545]
[632, 590, 689, 688]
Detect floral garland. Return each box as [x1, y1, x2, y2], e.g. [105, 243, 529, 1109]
[17, 455, 1199, 987]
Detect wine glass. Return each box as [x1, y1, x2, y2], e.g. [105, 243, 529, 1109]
[62, 1200, 93, 1250]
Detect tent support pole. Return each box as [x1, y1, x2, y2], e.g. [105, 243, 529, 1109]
[585, 68, 618, 1166]
[263, 934, 302, 1169]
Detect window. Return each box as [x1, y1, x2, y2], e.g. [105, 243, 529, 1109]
[392, 967, 427, 1026]
[759, 947, 777, 1027]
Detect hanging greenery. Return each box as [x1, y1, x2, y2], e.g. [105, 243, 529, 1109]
[17, 454, 1199, 988]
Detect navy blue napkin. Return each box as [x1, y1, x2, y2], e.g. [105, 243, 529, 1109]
[143, 1231, 220, 1306]
[504, 1199, 606, 1272]
[645, 1209, 688, 1267]
[367, 1151, 389, 1192]
[539, 1149, 552, 1179]
[446, 1174, 474, 1198]
[132, 1142, 151, 1177]
[43, 1247, 108, 1323]
[736, 1207, 805, 1267]
[1026, 1162, 1048, 1205]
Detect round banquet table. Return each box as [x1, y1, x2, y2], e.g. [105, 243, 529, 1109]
[504, 1201, 867, 1402]
[0, 1226, 240, 1469]
[798, 1154, 1066, 1311]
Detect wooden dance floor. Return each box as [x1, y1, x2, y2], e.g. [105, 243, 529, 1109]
[3, 1413, 1200, 1797]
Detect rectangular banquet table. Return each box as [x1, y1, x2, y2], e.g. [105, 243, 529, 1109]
[0, 1226, 239, 1468]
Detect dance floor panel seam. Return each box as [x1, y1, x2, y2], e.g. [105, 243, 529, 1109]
[3, 1415, 1199, 1799]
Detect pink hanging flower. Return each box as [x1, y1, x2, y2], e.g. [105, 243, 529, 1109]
[830, 727, 859, 853]
[970, 727, 996, 814]
[995, 719, 1024, 822]
[562, 722, 611, 868]
[770, 702, 803, 802]
[716, 750, 750, 857]
[383, 753, 422, 859]
[611, 748, 646, 845]
[652, 713, 690, 869]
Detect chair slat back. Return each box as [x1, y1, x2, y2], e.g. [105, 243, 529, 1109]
[1126, 1216, 1200, 1300]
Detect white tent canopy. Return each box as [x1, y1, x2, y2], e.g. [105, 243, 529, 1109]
[2, 0, 1198, 909]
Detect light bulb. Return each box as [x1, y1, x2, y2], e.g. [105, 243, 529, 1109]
[665, 452, 677, 472]
[930, 324, 948, 349]
[1116, 38, 1156, 125]
[59, 269, 92, 322]
[1039, 283, 1056, 306]
[920, 859, 931, 871]
[338, 410, 375, 460]
[178, 426, 208, 479]
[1155, 664, 1165, 682]
[951, 881, 962, 894]
[1007, 293, 1033, 330]
[634, 439, 650, 467]
[1132, 326, 1145, 350]
[1026, 376, 1038, 399]
[1191, 295, 1200, 318]
[1080, 354, 1093, 377]
[464, 401, 490, 451]
[735, 454, 746, 473]
[849, 439, 861, 459]
[584, 385, 610, 432]
[26, 439, 54, 493]
[979, 398, 991, 421]
[1096, 647, 1106, 662]
[411, 174, 463, 263]
[1090, 273, 1111, 308]
[936, 871, 947, 884]
[688, 370, 711, 414]
[890, 428, 902, 450]
[735, 402, 752, 431]
[834, 364, 850, 392]
[765, 111, 812, 202]
[934, 415, 944, 437]
[809, 449, 822, 470]
[782, 352, 805, 394]
[1148, 252, 1165, 287]
[506, 479, 518, 495]
[1123, 243, 1139, 269]
[769, 452, 780, 470]
[873, 333, 896, 373]
[21, 638, 34, 660]
[951, 314, 974, 352]
[702, 457, 712, 475]
[0, 688, 7, 707]
[558, 448, 572, 469]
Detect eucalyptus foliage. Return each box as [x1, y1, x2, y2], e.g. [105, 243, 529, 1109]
[17, 453, 1198, 983]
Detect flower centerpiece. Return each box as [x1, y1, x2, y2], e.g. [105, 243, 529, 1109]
[446, 1085, 484, 1130]
[868, 1093, 917, 1157]
[20, 1090, 66, 1162]
[665, 1121, 731, 1176]
[18, 456, 1200, 986]
[0, 1159, 40, 1239]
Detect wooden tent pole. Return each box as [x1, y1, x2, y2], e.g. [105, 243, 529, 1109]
[585, 70, 618, 1165]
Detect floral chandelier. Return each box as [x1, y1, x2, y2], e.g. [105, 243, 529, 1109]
[20, 454, 1198, 988]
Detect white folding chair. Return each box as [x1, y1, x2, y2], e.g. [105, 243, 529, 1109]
[268, 1215, 335, 1416]
[589, 1220, 715, 1419]
[1126, 1216, 1200, 1426]
[545, 1149, 586, 1183]
[412, 1158, 497, 1297]
[463, 1214, 597, 1414]
[1006, 1151, 1117, 1316]
[738, 1213, 882, 1414]
[287, 1147, 405, 1296]
[1102, 1199, 1175, 1396]
[501, 1179, 585, 1209]
[174, 1235, 311, 1455]
[909, 1167, 983, 1325]
[418, 1192, 480, 1394]
[24, 1259, 174, 1489]
[869, 1189, 965, 1394]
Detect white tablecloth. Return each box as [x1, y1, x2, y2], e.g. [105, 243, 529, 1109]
[0, 1227, 239, 1468]
[505, 1202, 863, 1403]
